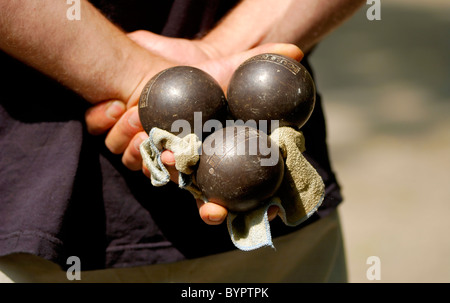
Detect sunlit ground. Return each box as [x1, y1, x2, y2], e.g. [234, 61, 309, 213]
[310, 0, 450, 282]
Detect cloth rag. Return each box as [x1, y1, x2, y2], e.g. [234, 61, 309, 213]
[140, 127, 325, 251]
[140, 127, 203, 194]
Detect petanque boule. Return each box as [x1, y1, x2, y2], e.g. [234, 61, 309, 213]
[227, 53, 316, 131]
[195, 125, 284, 213]
[138, 66, 227, 138]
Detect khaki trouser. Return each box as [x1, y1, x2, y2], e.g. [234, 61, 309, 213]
[0, 210, 346, 283]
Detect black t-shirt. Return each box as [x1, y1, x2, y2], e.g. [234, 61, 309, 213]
[0, 0, 342, 270]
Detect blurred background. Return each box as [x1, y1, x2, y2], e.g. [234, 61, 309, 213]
[309, 0, 450, 282]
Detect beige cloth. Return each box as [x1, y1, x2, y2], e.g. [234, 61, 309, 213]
[227, 127, 325, 250]
[139, 126, 325, 251]
[0, 210, 346, 283]
[140, 127, 202, 189]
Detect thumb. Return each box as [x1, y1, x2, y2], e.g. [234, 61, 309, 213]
[85, 100, 126, 135]
[127, 30, 167, 54]
[229, 43, 304, 67]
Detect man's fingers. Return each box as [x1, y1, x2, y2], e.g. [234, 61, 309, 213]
[161, 150, 179, 183]
[122, 131, 148, 171]
[140, 150, 178, 183]
[236, 43, 304, 65]
[128, 30, 173, 57]
[196, 199, 228, 225]
[127, 30, 158, 50]
[202, 43, 304, 92]
[196, 199, 279, 225]
[105, 106, 143, 154]
[149, 148, 275, 226]
[85, 100, 126, 135]
[267, 205, 279, 221]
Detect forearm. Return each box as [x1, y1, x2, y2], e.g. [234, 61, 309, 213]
[202, 0, 365, 54]
[0, 0, 170, 104]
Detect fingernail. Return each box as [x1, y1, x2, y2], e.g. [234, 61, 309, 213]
[273, 44, 304, 61]
[106, 101, 126, 119]
[161, 150, 176, 165]
[128, 109, 141, 129]
[208, 213, 226, 222]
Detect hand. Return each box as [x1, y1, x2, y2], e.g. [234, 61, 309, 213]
[85, 31, 303, 225]
[145, 150, 280, 224]
[87, 30, 302, 170]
